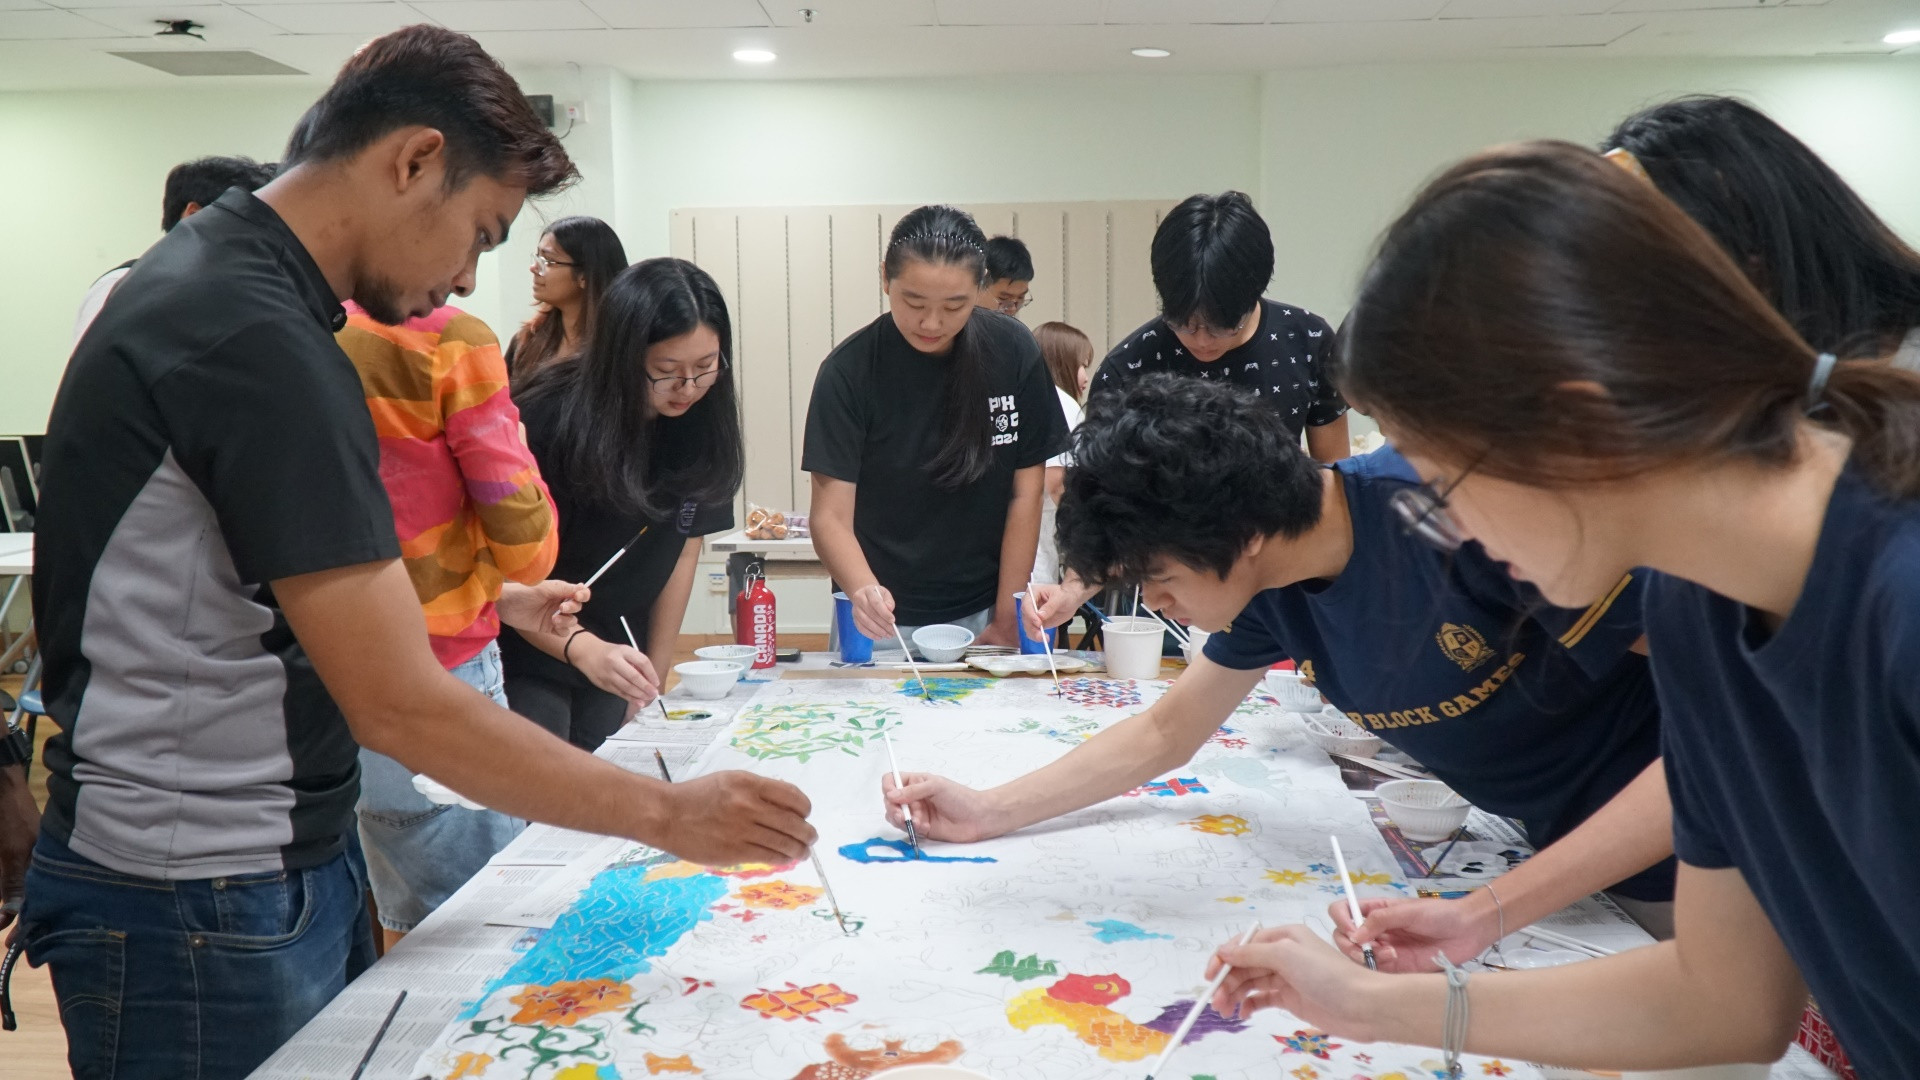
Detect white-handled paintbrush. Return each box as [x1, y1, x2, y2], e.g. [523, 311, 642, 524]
[1143, 923, 1261, 1080]
[892, 626, 931, 700]
[880, 727, 921, 858]
[809, 849, 851, 935]
[1331, 835, 1377, 970]
[1028, 580, 1062, 696]
[619, 615, 672, 726]
[584, 525, 650, 588]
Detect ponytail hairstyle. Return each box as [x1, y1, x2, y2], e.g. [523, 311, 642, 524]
[510, 215, 628, 380]
[1605, 96, 1920, 360]
[516, 257, 744, 516]
[1035, 321, 1093, 400]
[1338, 139, 1920, 499]
[885, 205, 994, 488]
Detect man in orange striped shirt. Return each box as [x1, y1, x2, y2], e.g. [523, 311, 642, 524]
[339, 301, 562, 946]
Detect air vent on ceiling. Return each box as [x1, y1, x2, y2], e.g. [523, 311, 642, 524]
[109, 50, 306, 76]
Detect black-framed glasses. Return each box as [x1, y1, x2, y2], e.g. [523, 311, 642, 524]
[645, 357, 728, 391]
[1168, 310, 1250, 341]
[532, 253, 576, 274]
[992, 293, 1034, 315]
[1389, 462, 1479, 552]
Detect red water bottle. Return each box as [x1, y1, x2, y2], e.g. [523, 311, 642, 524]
[735, 564, 777, 669]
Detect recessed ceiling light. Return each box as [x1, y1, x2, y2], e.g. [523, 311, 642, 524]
[1885, 28, 1920, 45]
[733, 48, 777, 63]
[1130, 47, 1172, 58]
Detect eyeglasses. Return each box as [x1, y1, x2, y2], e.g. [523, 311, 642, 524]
[531, 253, 576, 274]
[1169, 311, 1250, 341]
[1388, 461, 1480, 552]
[993, 294, 1034, 315]
[646, 357, 727, 391]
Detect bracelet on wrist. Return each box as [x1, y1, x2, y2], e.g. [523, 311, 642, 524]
[563, 628, 589, 666]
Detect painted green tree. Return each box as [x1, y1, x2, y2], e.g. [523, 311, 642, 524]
[975, 950, 1060, 982]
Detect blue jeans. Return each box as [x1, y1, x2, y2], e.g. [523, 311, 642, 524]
[357, 641, 524, 932]
[19, 829, 376, 1079]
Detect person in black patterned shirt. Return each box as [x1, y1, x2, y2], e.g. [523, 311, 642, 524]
[1092, 191, 1349, 462]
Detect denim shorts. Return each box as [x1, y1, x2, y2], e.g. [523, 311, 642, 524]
[356, 640, 526, 932]
[20, 829, 375, 1079]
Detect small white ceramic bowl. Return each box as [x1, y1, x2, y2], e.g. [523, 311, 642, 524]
[912, 623, 975, 663]
[1376, 779, 1471, 842]
[1301, 705, 1383, 758]
[673, 660, 744, 699]
[1263, 669, 1322, 710]
[695, 644, 759, 668]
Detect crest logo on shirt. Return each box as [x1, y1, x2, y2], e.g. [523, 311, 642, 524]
[988, 395, 1020, 446]
[1436, 622, 1496, 671]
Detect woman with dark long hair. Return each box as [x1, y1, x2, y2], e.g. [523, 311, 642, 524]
[1203, 141, 1920, 1075]
[500, 257, 744, 751]
[803, 205, 1067, 649]
[505, 215, 628, 381]
[1032, 320, 1092, 584]
[1606, 96, 1920, 368]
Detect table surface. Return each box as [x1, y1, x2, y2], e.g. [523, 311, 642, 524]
[252, 656, 1837, 1080]
[0, 532, 31, 575]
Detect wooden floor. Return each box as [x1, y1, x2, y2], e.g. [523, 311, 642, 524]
[0, 632, 824, 1078]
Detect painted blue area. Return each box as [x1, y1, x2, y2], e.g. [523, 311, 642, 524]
[460, 862, 728, 1017]
[893, 676, 995, 703]
[1087, 919, 1173, 943]
[837, 836, 997, 864]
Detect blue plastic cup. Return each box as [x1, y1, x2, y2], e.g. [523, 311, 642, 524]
[833, 591, 874, 663]
[1013, 591, 1050, 655]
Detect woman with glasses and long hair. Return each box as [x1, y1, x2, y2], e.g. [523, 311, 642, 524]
[505, 215, 628, 382]
[888, 372, 1679, 961]
[500, 257, 744, 752]
[1199, 141, 1920, 1075]
[804, 205, 1068, 650]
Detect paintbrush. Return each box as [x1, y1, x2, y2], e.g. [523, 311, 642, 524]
[1331, 835, 1377, 971]
[653, 748, 673, 783]
[892, 625, 932, 699]
[618, 615, 669, 724]
[880, 727, 921, 858]
[349, 990, 407, 1080]
[1029, 580, 1062, 695]
[1143, 923, 1260, 1080]
[1424, 824, 1468, 878]
[1147, 607, 1191, 647]
[809, 848, 852, 935]
[584, 525, 650, 588]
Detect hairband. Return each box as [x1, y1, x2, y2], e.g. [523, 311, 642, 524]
[889, 231, 984, 255]
[1806, 352, 1837, 413]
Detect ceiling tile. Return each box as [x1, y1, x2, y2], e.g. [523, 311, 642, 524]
[934, 0, 1104, 26]
[411, 0, 604, 31]
[240, 1, 427, 33]
[0, 7, 121, 35]
[575, 0, 765, 28]
[1439, 0, 1615, 15]
[109, 47, 305, 72]
[1102, 0, 1273, 23]
[1267, 0, 1448, 23]
[62, 4, 284, 35]
[1496, 12, 1642, 45]
[0, 0, 49, 11]
[763, 0, 935, 26]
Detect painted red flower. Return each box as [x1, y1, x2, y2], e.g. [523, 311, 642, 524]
[1045, 973, 1130, 1006]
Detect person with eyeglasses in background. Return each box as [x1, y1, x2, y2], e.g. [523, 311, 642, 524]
[979, 235, 1035, 318]
[1093, 191, 1349, 464]
[890, 374, 1680, 965]
[500, 258, 745, 752]
[505, 214, 627, 382]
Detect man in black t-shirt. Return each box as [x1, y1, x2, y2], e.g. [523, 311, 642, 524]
[1092, 191, 1349, 463]
[20, 27, 814, 1079]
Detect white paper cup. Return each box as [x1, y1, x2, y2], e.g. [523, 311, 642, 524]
[1102, 616, 1166, 680]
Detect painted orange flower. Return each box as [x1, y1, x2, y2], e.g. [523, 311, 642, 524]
[508, 978, 634, 1027]
[447, 1052, 493, 1078]
[740, 981, 859, 1022]
[733, 880, 824, 910]
[1045, 973, 1131, 1006]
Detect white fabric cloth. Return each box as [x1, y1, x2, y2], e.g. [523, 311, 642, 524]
[1034, 386, 1085, 583]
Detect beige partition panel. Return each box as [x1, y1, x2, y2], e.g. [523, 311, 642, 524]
[671, 199, 1177, 518]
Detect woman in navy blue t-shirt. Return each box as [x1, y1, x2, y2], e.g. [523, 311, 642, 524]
[1205, 141, 1920, 1074]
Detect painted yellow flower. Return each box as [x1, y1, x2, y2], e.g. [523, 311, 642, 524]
[447, 1052, 493, 1078]
[1265, 868, 1314, 886]
[1345, 870, 1395, 887]
[1183, 814, 1252, 836]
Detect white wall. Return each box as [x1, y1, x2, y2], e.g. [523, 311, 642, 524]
[1257, 56, 1920, 322]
